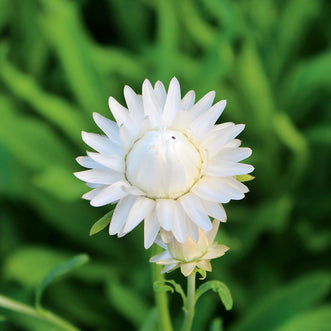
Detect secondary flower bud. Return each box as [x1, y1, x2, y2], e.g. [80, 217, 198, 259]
[150, 220, 229, 276]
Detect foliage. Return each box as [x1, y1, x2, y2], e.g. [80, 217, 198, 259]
[0, 0, 330, 330]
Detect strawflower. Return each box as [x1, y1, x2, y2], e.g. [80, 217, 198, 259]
[75, 77, 253, 248]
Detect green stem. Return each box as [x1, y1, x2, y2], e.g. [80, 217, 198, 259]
[151, 246, 173, 331]
[182, 272, 196, 331]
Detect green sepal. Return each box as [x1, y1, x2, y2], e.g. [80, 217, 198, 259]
[194, 267, 207, 280]
[236, 174, 255, 182]
[153, 280, 186, 306]
[35, 254, 89, 312]
[89, 209, 114, 236]
[195, 280, 233, 311]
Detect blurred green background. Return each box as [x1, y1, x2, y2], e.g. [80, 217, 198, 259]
[0, 0, 330, 330]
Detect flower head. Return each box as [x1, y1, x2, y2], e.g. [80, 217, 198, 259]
[150, 220, 229, 276]
[75, 77, 253, 249]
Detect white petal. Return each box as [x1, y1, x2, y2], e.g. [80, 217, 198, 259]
[76, 156, 102, 169]
[201, 200, 227, 222]
[197, 260, 212, 272]
[109, 195, 137, 235]
[185, 217, 199, 242]
[222, 176, 249, 193]
[205, 161, 254, 177]
[163, 77, 181, 126]
[90, 181, 128, 207]
[122, 197, 155, 233]
[192, 177, 231, 203]
[224, 139, 241, 148]
[207, 219, 221, 243]
[214, 147, 252, 162]
[142, 79, 162, 127]
[92, 112, 120, 144]
[74, 168, 122, 185]
[181, 90, 195, 110]
[204, 245, 229, 259]
[191, 100, 227, 138]
[161, 264, 178, 273]
[154, 81, 167, 109]
[87, 152, 125, 173]
[150, 250, 173, 263]
[124, 85, 144, 121]
[217, 177, 246, 200]
[82, 185, 107, 200]
[81, 131, 122, 155]
[189, 91, 215, 120]
[144, 210, 160, 249]
[179, 193, 212, 231]
[119, 124, 137, 153]
[171, 202, 187, 243]
[108, 97, 138, 133]
[202, 124, 245, 158]
[156, 199, 175, 231]
[181, 263, 196, 276]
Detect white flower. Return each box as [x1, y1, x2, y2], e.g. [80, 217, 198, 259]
[75, 77, 253, 249]
[150, 220, 229, 276]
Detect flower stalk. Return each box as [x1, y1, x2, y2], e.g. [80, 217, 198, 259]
[182, 272, 196, 331]
[151, 246, 173, 331]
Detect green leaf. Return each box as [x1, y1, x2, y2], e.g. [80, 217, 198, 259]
[106, 280, 150, 327]
[195, 281, 233, 311]
[275, 305, 331, 331]
[33, 166, 86, 201]
[0, 294, 80, 331]
[35, 254, 89, 311]
[89, 209, 114, 236]
[139, 308, 158, 331]
[210, 318, 223, 331]
[153, 280, 186, 305]
[195, 267, 207, 280]
[236, 175, 255, 183]
[230, 272, 331, 331]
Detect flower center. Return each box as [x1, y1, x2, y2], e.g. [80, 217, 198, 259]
[125, 130, 202, 199]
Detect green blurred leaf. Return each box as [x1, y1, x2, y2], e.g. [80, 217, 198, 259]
[35, 254, 89, 311]
[106, 280, 150, 327]
[33, 166, 86, 201]
[230, 272, 331, 331]
[4, 246, 115, 287]
[275, 305, 331, 331]
[195, 281, 233, 311]
[89, 209, 114, 236]
[0, 58, 86, 143]
[0, 295, 80, 331]
[0, 97, 72, 171]
[305, 122, 331, 145]
[237, 42, 275, 132]
[139, 308, 158, 331]
[39, 0, 109, 114]
[281, 51, 331, 117]
[210, 318, 223, 331]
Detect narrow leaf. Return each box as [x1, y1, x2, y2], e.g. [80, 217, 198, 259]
[35, 254, 89, 311]
[89, 209, 114, 236]
[195, 280, 233, 311]
[236, 174, 255, 183]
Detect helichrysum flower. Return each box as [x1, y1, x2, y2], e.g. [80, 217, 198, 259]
[150, 220, 229, 276]
[75, 77, 253, 249]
